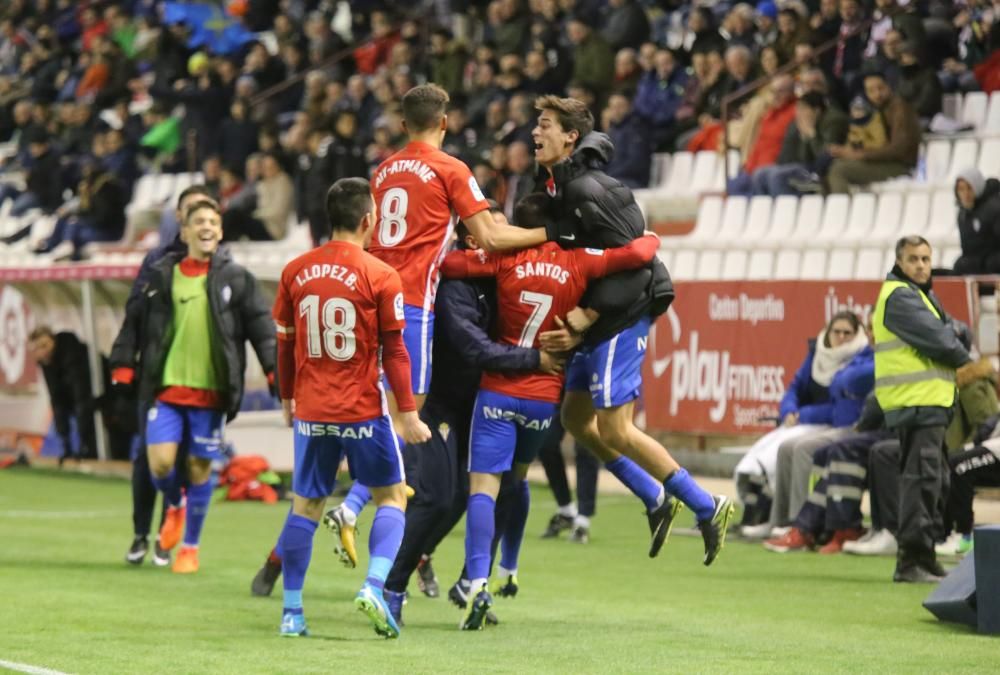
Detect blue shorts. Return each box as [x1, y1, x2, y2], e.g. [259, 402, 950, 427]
[565, 317, 651, 409]
[145, 402, 225, 459]
[384, 304, 433, 396]
[468, 389, 557, 474]
[292, 415, 404, 498]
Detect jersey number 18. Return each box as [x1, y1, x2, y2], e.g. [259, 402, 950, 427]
[300, 294, 356, 361]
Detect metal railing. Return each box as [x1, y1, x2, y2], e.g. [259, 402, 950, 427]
[720, 16, 876, 185]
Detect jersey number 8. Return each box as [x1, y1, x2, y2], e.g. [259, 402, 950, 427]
[378, 187, 408, 247]
[300, 295, 356, 361]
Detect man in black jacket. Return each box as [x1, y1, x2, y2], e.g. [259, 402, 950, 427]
[953, 168, 1000, 275]
[110, 200, 276, 575]
[532, 95, 734, 565]
[115, 185, 216, 567]
[28, 327, 97, 464]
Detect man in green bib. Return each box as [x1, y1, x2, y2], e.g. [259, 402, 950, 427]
[872, 235, 972, 583]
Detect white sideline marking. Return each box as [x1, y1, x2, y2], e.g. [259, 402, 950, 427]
[0, 659, 73, 675]
[0, 509, 123, 519]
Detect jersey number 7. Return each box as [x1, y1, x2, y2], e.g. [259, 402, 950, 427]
[379, 188, 408, 247]
[519, 291, 553, 348]
[300, 294, 357, 361]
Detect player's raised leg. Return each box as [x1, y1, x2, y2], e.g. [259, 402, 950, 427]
[561, 387, 681, 559]
[587, 319, 733, 566]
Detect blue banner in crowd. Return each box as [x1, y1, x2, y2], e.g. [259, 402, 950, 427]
[162, 2, 255, 55]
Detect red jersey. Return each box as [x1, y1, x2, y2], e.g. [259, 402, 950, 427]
[273, 241, 406, 422]
[440, 236, 660, 403]
[369, 141, 490, 312]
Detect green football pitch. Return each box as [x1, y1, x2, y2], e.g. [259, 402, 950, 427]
[0, 470, 995, 674]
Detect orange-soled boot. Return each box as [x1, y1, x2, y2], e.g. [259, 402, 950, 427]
[158, 503, 186, 552]
[172, 546, 199, 574]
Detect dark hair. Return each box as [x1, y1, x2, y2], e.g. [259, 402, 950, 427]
[861, 69, 888, 83]
[823, 311, 861, 348]
[895, 234, 931, 261]
[325, 177, 372, 232]
[534, 94, 594, 141]
[28, 325, 54, 341]
[402, 83, 449, 132]
[513, 193, 549, 230]
[176, 185, 215, 209]
[183, 199, 222, 224]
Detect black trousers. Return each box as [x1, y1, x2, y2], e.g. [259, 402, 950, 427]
[868, 438, 902, 533]
[897, 425, 948, 557]
[384, 406, 516, 593]
[947, 444, 1000, 535]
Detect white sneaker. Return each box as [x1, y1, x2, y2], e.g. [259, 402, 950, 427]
[843, 528, 897, 556]
[852, 529, 876, 545]
[935, 532, 963, 556]
[740, 522, 773, 539]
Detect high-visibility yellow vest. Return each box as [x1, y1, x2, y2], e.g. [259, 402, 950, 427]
[872, 280, 956, 411]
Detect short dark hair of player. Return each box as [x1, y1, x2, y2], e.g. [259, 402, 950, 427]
[176, 185, 215, 210]
[534, 95, 594, 141]
[402, 83, 450, 132]
[183, 199, 222, 225]
[325, 177, 373, 232]
[513, 193, 549, 230]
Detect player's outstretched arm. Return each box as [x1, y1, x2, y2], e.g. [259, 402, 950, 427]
[463, 208, 547, 252]
[562, 233, 661, 333]
[440, 247, 501, 279]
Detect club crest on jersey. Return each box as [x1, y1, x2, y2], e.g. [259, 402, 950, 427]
[394, 293, 405, 321]
[221, 285, 232, 304]
[438, 422, 450, 441]
[296, 421, 374, 439]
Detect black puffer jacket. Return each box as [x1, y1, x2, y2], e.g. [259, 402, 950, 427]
[539, 132, 673, 345]
[956, 168, 1000, 258]
[110, 247, 276, 421]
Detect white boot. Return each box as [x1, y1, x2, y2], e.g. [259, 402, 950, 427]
[843, 528, 897, 556]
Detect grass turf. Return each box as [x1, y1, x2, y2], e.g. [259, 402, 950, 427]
[0, 469, 995, 674]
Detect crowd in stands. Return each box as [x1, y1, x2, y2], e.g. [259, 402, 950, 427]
[0, 1, 1000, 258]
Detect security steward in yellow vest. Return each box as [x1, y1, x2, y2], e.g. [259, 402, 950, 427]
[872, 236, 972, 583]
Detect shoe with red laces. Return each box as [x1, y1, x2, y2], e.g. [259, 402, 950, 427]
[763, 527, 814, 552]
[818, 528, 866, 555]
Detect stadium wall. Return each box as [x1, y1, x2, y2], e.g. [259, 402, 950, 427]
[0, 271, 977, 451]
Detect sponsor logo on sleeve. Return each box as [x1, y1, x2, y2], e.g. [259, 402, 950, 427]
[468, 176, 486, 202]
